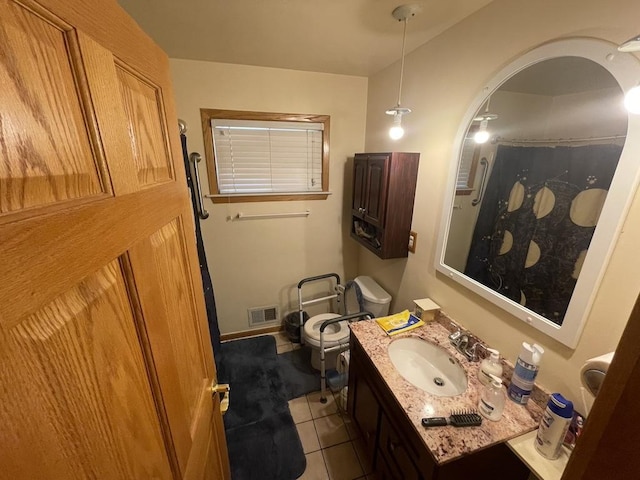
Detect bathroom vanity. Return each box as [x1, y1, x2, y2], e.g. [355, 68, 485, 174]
[347, 319, 544, 479]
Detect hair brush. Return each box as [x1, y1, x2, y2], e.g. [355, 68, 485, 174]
[421, 410, 483, 427]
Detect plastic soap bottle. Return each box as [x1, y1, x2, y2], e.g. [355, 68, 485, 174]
[479, 348, 503, 386]
[508, 342, 544, 405]
[535, 393, 574, 459]
[478, 374, 506, 421]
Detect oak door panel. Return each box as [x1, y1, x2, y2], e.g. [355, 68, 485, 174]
[0, 260, 173, 480]
[0, 0, 107, 215]
[116, 64, 173, 188]
[127, 215, 220, 477]
[148, 218, 209, 423]
[0, 183, 183, 330]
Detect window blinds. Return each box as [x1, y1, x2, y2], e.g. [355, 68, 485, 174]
[211, 119, 324, 194]
[456, 135, 477, 190]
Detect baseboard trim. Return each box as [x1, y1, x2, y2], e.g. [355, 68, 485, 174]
[220, 324, 283, 342]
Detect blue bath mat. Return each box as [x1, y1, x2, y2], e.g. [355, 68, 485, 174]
[218, 335, 306, 480]
[277, 346, 321, 399]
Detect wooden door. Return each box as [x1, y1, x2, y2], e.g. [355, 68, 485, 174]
[0, 1, 229, 479]
[364, 155, 389, 228]
[347, 344, 380, 465]
[352, 155, 367, 218]
[562, 292, 640, 479]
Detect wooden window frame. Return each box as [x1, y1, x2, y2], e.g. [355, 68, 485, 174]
[200, 109, 330, 203]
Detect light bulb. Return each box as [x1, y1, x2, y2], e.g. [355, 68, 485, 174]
[624, 84, 640, 114]
[389, 115, 404, 140]
[389, 125, 405, 140]
[474, 130, 490, 144]
[474, 120, 490, 144]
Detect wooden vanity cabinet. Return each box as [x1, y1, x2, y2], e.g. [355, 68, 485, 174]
[350, 152, 419, 259]
[350, 365, 380, 462]
[347, 335, 531, 480]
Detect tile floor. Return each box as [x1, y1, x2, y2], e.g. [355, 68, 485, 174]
[269, 332, 376, 480]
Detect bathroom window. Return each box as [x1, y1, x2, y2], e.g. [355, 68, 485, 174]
[201, 109, 330, 203]
[456, 125, 481, 195]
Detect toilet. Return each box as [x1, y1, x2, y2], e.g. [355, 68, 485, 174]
[303, 275, 392, 371]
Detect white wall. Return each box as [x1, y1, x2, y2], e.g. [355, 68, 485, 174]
[361, 0, 640, 408]
[170, 59, 368, 334]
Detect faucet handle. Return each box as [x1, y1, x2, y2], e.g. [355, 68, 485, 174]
[448, 330, 462, 344]
[465, 339, 490, 362]
[464, 342, 479, 362]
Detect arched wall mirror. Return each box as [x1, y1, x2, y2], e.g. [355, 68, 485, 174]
[435, 38, 640, 348]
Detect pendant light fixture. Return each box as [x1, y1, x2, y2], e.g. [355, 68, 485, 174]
[386, 4, 421, 140]
[618, 35, 640, 114]
[473, 96, 498, 144]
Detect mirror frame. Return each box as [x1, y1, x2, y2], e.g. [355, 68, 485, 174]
[435, 38, 640, 348]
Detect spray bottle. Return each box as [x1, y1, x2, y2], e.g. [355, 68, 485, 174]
[508, 342, 544, 405]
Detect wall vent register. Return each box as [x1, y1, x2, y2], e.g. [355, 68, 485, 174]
[248, 305, 279, 326]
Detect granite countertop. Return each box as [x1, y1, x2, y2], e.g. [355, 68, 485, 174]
[349, 317, 545, 465]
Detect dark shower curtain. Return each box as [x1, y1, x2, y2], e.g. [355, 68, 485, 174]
[464, 143, 622, 325]
[181, 133, 222, 365]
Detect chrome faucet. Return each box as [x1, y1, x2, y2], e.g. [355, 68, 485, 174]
[449, 329, 483, 362]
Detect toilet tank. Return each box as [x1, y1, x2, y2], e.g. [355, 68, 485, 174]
[354, 276, 392, 318]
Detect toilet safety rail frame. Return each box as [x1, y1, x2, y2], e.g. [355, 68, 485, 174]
[318, 311, 373, 403]
[297, 273, 342, 338]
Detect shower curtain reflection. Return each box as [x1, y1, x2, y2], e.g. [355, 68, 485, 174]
[464, 143, 622, 325]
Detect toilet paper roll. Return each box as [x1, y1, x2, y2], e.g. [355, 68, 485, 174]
[337, 351, 350, 375]
[580, 352, 614, 397]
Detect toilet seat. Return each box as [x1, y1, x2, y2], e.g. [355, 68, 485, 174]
[303, 313, 350, 348]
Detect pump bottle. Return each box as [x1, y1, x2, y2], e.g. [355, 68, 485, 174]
[508, 342, 544, 404]
[478, 374, 506, 421]
[479, 348, 503, 386]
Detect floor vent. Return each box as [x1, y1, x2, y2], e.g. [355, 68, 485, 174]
[248, 305, 279, 326]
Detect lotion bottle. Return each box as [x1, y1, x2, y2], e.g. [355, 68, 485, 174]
[478, 374, 506, 421]
[479, 348, 503, 386]
[535, 393, 573, 459]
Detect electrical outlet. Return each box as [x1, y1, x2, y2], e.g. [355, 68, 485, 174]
[408, 231, 417, 253]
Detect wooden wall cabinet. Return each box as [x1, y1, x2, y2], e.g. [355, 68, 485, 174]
[351, 152, 419, 259]
[347, 336, 531, 480]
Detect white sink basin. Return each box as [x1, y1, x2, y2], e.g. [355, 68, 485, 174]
[387, 337, 467, 397]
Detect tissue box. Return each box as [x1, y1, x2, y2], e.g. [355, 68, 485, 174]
[413, 298, 440, 321]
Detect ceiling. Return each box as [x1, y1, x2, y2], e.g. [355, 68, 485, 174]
[118, 0, 494, 77]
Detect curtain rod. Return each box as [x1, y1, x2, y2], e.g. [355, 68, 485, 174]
[493, 134, 626, 145]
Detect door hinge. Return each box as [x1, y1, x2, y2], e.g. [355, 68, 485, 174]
[211, 382, 230, 415]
